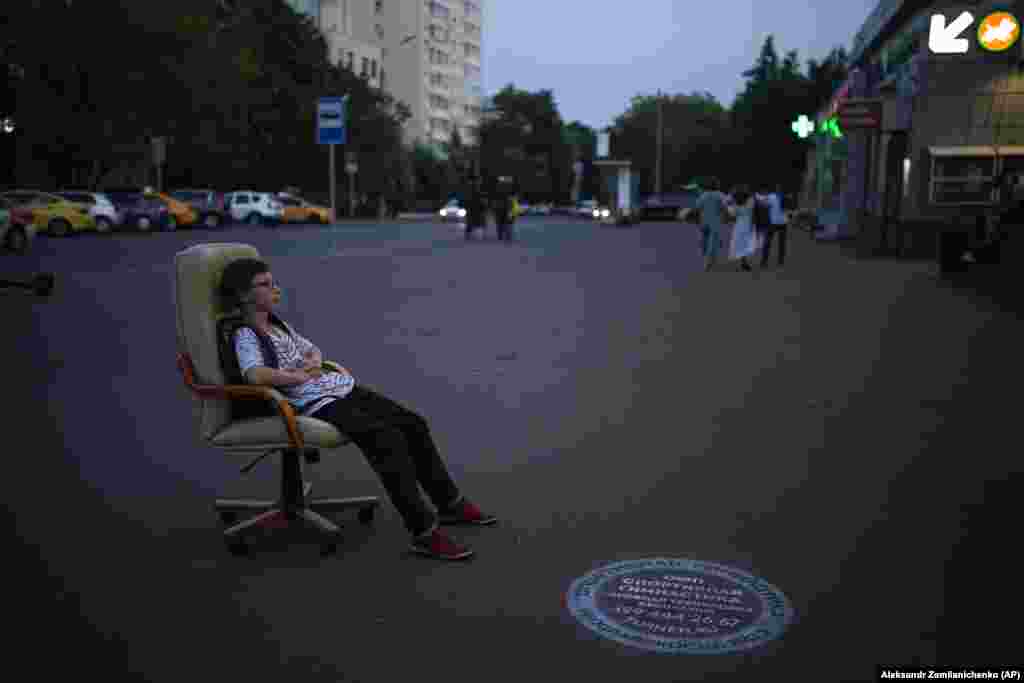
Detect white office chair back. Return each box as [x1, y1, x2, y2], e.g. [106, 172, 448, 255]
[174, 242, 260, 441]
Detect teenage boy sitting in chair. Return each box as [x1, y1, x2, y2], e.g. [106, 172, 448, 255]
[218, 258, 497, 561]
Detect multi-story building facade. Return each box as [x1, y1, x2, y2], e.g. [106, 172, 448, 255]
[288, 0, 484, 149]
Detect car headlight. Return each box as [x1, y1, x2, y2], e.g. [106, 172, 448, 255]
[458, 209, 466, 217]
[439, 209, 446, 216]
[601, 209, 611, 218]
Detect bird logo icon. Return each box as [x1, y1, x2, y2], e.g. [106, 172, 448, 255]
[978, 11, 1020, 52]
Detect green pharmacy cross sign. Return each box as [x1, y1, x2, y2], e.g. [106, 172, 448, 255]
[791, 115, 815, 138]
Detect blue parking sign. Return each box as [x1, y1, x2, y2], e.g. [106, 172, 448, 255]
[317, 96, 346, 145]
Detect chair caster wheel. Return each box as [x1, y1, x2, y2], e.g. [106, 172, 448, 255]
[219, 511, 239, 526]
[357, 506, 376, 524]
[226, 539, 248, 556]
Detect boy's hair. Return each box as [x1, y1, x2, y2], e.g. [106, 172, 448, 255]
[218, 257, 270, 309]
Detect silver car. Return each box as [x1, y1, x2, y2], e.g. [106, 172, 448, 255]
[224, 191, 284, 225]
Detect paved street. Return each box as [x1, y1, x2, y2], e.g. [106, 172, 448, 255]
[3, 216, 1021, 681]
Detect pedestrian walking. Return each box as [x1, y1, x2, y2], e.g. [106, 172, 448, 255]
[464, 176, 485, 240]
[492, 176, 516, 242]
[695, 177, 731, 271]
[759, 184, 789, 268]
[728, 185, 761, 272]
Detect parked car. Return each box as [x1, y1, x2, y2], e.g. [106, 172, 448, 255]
[224, 191, 284, 225]
[439, 198, 466, 223]
[102, 189, 172, 231]
[0, 196, 39, 253]
[572, 199, 599, 218]
[169, 189, 228, 228]
[0, 190, 97, 236]
[143, 188, 198, 229]
[524, 202, 552, 216]
[276, 193, 330, 224]
[55, 190, 119, 233]
[638, 191, 700, 221]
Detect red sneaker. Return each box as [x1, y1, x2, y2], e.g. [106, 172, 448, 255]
[439, 499, 498, 526]
[409, 529, 475, 560]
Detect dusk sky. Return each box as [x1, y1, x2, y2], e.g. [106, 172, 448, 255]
[482, 0, 880, 129]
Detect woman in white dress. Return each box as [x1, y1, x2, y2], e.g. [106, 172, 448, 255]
[727, 185, 761, 272]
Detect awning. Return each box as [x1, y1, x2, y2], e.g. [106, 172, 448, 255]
[929, 146, 1024, 157]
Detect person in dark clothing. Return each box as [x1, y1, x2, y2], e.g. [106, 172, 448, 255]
[218, 258, 498, 561]
[491, 176, 516, 241]
[464, 176, 485, 240]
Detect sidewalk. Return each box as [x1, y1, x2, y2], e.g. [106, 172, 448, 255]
[7, 220, 1021, 681]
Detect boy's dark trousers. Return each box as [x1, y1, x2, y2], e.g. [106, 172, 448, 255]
[760, 225, 788, 266]
[310, 386, 462, 537]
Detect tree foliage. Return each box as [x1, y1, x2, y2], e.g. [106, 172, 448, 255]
[2, 0, 408, 197]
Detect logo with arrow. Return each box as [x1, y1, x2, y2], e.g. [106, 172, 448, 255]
[929, 11, 974, 54]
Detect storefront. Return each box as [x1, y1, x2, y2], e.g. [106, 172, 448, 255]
[812, 0, 1024, 252]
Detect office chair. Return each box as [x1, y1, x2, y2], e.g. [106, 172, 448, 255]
[174, 242, 380, 556]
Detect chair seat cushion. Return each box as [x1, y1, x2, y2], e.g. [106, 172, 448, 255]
[211, 415, 350, 450]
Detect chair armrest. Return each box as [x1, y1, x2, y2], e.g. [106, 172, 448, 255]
[321, 360, 350, 376]
[176, 352, 304, 449]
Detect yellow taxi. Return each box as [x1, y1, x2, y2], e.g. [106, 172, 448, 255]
[277, 194, 331, 224]
[0, 190, 97, 236]
[145, 188, 199, 229]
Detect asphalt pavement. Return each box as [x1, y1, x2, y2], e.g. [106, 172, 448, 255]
[3, 217, 1021, 681]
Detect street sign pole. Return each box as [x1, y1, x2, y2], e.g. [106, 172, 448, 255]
[329, 144, 336, 222]
[318, 95, 348, 222]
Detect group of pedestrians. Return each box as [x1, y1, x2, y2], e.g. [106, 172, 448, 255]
[694, 178, 789, 272]
[463, 175, 518, 242]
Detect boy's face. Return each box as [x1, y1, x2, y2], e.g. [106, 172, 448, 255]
[245, 271, 281, 312]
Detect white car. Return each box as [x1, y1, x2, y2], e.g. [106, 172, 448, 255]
[224, 191, 284, 225]
[55, 190, 120, 232]
[573, 199, 599, 217]
[439, 199, 466, 222]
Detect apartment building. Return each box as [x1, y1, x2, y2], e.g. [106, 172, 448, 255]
[288, 0, 484, 149]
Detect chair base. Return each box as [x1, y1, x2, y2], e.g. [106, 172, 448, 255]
[213, 448, 380, 554]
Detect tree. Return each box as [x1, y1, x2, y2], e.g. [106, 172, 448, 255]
[479, 84, 568, 202]
[610, 92, 730, 195]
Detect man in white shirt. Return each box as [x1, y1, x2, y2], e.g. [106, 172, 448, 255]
[219, 258, 497, 561]
[759, 184, 789, 268]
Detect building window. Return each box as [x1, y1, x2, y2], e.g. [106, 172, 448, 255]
[429, 72, 446, 89]
[464, 63, 480, 79]
[429, 1, 449, 19]
[375, 0, 383, 14]
[463, 1, 479, 16]
[429, 24, 449, 42]
[361, 56, 369, 77]
[380, 69, 386, 89]
[430, 95, 449, 110]
[346, 51, 355, 69]
[463, 42, 479, 59]
[929, 153, 996, 205]
[375, 24, 384, 40]
[463, 21, 479, 36]
[371, 59, 377, 78]
[429, 48, 449, 65]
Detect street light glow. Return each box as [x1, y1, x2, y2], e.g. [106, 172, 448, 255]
[2, 117, 14, 134]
